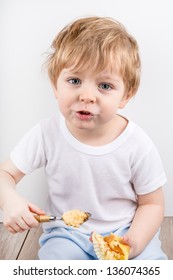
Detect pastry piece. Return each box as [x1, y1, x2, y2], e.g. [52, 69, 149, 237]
[92, 232, 130, 260]
[62, 209, 91, 227]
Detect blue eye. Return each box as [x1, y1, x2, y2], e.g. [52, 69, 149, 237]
[99, 83, 112, 90]
[68, 78, 81, 85]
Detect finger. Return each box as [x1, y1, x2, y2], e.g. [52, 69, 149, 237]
[16, 218, 32, 231]
[8, 225, 17, 234]
[4, 215, 31, 232]
[28, 203, 45, 215]
[21, 212, 40, 228]
[121, 235, 130, 245]
[7, 223, 25, 234]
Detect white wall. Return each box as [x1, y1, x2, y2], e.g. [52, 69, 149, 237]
[0, 0, 173, 221]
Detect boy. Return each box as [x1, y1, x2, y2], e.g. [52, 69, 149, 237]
[0, 16, 167, 259]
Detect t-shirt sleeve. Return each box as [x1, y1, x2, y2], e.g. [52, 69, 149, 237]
[131, 144, 167, 195]
[10, 123, 46, 174]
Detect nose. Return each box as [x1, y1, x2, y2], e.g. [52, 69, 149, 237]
[79, 91, 96, 104]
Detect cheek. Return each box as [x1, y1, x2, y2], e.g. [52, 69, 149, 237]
[103, 99, 119, 113]
[58, 93, 73, 111]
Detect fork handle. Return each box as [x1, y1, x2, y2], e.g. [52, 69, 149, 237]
[34, 215, 56, 222]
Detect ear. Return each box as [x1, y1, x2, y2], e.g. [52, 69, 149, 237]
[119, 92, 132, 109]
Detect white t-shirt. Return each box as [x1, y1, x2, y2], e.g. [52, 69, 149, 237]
[10, 114, 167, 234]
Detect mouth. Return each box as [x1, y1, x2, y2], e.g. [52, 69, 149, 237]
[76, 110, 94, 120]
[78, 110, 93, 115]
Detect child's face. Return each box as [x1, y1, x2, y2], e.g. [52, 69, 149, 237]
[53, 67, 131, 135]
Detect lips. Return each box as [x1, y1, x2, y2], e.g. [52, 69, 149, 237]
[76, 110, 94, 120]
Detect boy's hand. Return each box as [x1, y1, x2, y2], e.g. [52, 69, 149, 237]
[2, 193, 45, 234]
[120, 235, 138, 259]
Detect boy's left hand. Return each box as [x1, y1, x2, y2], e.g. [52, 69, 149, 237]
[120, 235, 138, 259]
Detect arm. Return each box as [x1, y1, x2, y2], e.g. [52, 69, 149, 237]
[122, 187, 164, 259]
[0, 158, 45, 233]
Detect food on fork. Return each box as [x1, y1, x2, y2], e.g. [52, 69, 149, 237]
[92, 232, 130, 260]
[62, 209, 91, 227]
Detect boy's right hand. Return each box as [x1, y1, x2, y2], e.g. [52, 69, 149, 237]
[2, 193, 45, 234]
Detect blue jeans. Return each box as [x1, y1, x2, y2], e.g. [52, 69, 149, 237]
[38, 225, 168, 260]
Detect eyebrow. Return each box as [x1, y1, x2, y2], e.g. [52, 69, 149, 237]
[62, 69, 121, 83]
[62, 69, 80, 75]
[97, 74, 121, 84]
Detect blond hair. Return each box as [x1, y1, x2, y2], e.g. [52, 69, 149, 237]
[46, 16, 141, 96]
